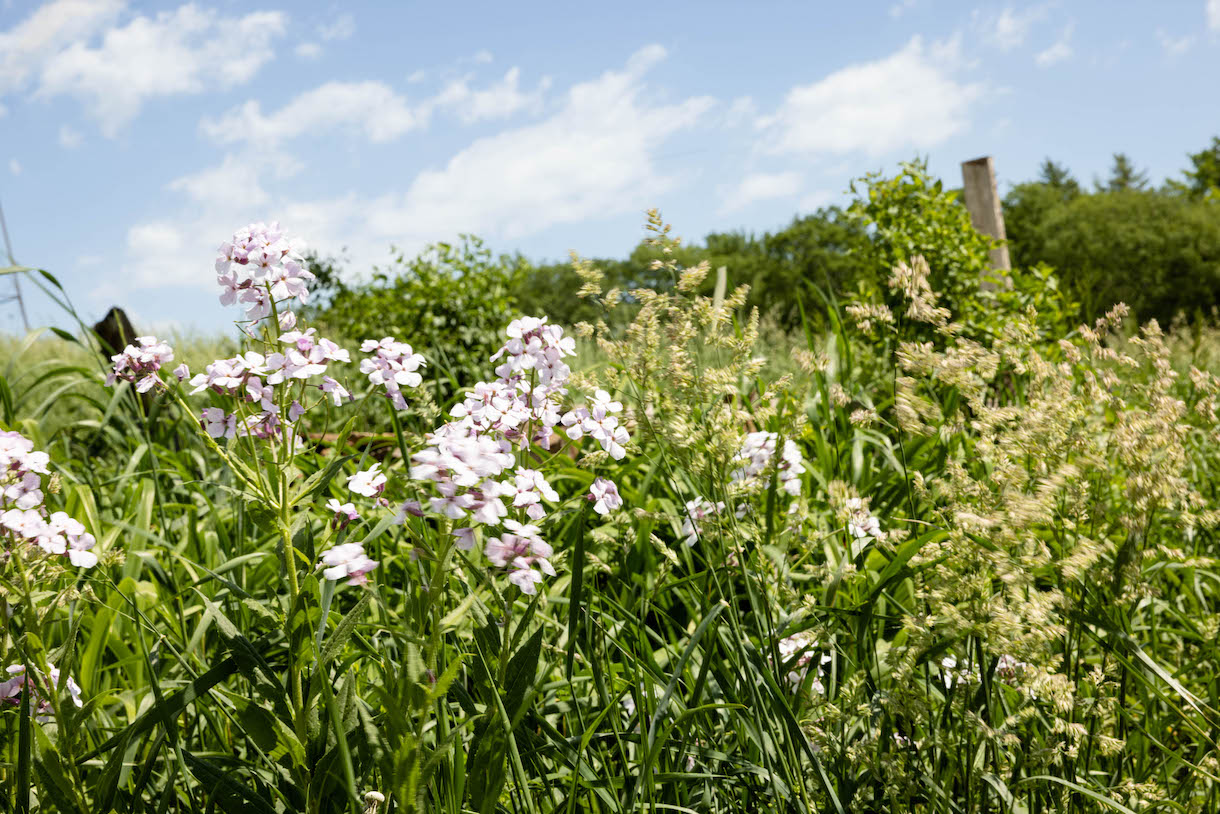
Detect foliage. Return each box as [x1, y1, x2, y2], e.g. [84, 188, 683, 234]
[1010, 188, 1220, 323]
[3, 180, 1220, 814]
[306, 236, 529, 401]
[849, 158, 1078, 343]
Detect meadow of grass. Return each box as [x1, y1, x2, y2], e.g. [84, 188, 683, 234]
[1, 211, 1220, 814]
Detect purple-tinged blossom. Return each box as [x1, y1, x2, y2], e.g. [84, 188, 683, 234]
[215, 222, 313, 323]
[0, 663, 83, 718]
[588, 477, 623, 515]
[317, 542, 378, 586]
[325, 498, 359, 529]
[348, 464, 387, 498]
[105, 336, 174, 393]
[360, 337, 426, 410]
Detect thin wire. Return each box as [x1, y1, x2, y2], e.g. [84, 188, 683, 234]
[0, 196, 32, 331]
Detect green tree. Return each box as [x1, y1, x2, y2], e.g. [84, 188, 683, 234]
[1038, 158, 1081, 195]
[1004, 158, 1082, 269]
[1035, 190, 1220, 322]
[1178, 136, 1220, 198]
[1100, 152, 1149, 192]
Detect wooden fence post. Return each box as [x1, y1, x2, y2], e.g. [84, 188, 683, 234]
[960, 156, 1012, 288]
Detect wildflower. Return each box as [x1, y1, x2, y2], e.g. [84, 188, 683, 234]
[105, 336, 174, 392]
[318, 542, 378, 586]
[173, 363, 190, 382]
[348, 464, 387, 498]
[680, 497, 724, 546]
[0, 663, 83, 718]
[777, 630, 832, 694]
[731, 431, 806, 497]
[215, 222, 313, 322]
[844, 497, 882, 557]
[325, 499, 359, 529]
[452, 527, 476, 550]
[940, 656, 977, 689]
[588, 477, 622, 515]
[321, 376, 351, 405]
[484, 520, 555, 595]
[505, 467, 559, 520]
[200, 407, 236, 439]
[563, 389, 630, 460]
[360, 337, 426, 410]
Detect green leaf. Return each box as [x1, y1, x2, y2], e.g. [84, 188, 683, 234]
[503, 626, 544, 725]
[184, 753, 277, 814]
[319, 591, 371, 666]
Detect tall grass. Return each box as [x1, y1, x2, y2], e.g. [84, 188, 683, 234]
[1, 219, 1219, 814]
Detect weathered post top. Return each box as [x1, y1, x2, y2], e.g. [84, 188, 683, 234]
[960, 156, 1012, 287]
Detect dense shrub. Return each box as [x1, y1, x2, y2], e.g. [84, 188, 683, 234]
[307, 236, 529, 400]
[1008, 187, 1220, 323]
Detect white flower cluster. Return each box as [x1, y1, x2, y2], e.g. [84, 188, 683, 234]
[216, 221, 313, 322]
[562, 389, 630, 460]
[410, 317, 615, 595]
[777, 630, 832, 695]
[731, 431, 806, 497]
[680, 497, 725, 546]
[359, 338, 427, 411]
[186, 329, 350, 441]
[105, 336, 174, 393]
[0, 663, 83, 719]
[0, 431, 97, 568]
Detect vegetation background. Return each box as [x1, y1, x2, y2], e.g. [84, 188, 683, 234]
[2, 138, 1220, 813]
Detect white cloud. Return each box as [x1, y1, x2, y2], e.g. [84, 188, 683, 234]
[7, 3, 286, 136]
[1157, 29, 1194, 56]
[980, 6, 1049, 51]
[471, 49, 494, 65]
[58, 124, 82, 148]
[318, 13, 355, 41]
[756, 36, 981, 158]
[295, 42, 322, 60]
[0, 0, 123, 95]
[1035, 24, 1074, 67]
[202, 81, 424, 146]
[725, 96, 757, 127]
[366, 44, 713, 241]
[122, 44, 713, 288]
[8, 159, 20, 176]
[722, 171, 801, 212]
[1208, 0, 1220, 31]
[433, 67, 550, 123]
[889, 0, 916, 19]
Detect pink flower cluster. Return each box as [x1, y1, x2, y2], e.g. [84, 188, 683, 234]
[410, 317, 595, 594]
[589, 477, 622, 516]
[731, 431, 806, 497]
[562, 390, 629, 460]
[0, 663, 83, 718]
[359, 338, 427, 410]
[187, 329, 350, 441]
[105, 336, 174, 393]
[216, 221, 313, 322]
[1, 431, 98, 568]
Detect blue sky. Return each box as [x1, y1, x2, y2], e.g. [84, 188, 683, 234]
[1, 0, 1218, 335]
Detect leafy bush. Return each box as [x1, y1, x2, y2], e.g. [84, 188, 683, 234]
[1008, 187, 1220, 324]
[307, 236, 529, 400]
